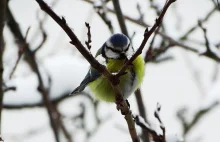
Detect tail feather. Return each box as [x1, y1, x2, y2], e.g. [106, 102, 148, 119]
[70, 68, 100, 95]
[70, 85, 86, 95]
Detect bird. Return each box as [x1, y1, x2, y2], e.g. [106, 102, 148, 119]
[71, 33, 145, 102]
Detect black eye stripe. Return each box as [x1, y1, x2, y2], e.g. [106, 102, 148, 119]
[106, 45, 121, 53]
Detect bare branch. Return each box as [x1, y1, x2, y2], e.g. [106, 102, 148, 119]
[94, 0, 114, 33]
[29, 0, 59, 43]
[117, 0, 176, 77]
[83, 0, 151, 27]
[3, 86, 16, 92]
[198, 21, 210, 52]
[9, 27, 31, 79]
[135, 89, 150, 142]
[144, 27, 172, 63]
[33, 20, 47, 54]
[136, 3, 144, 23]
[6, 5, 61, 141]
[177, 101, 219, 136]
[135, 103, 166, 142]
[85, 22, 92, 50]
[197, 21, 220, 62]
[0, 0, 6, 135]
[112, 0, 128, 36]
[35, 0, 175, 142]
[86, 0, 220, 62]
[180, 7, 216, 40]
[35, 1, 138, 141]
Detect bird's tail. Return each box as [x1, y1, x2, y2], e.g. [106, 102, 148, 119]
[70, 85, 86, 95]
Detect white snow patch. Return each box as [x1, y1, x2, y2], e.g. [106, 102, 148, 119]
[3, 55, 89, 106]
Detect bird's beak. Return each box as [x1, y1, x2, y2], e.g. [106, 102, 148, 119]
[120, 53, 127, 60]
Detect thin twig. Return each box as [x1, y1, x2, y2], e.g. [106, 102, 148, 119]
[179, 7, 216, 40]
[85, 0, 220, 62]
[136, 3, 144, 23]
[177, 101, 219, 136]
[144, 26, 172, 63]
[3, 92, 88, 109]
[182, 51, 206, 96]
[198, 21, 210, 52]
[83, 0, 151, 27]
[135, 104, 166, 142]
[94, 0, 114, 33]
[154, 103, 166, 142]
[55, 106, 73, 142]
[117, 0, 176, 77]
[9, 27, 31, 79]
[29, 0, 59, 43]
[197, 21, 220, 62]
[3, 86, 16, 92]
[85, 22, 92, 50]
[33, 20, 47, 54]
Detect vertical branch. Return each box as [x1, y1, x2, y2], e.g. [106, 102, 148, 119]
[6, 4, 60, 142]
[112, 1, 149, 142]
[134, 89, 150, 142]
[135, 89, 147, 121]
[112, 0, 142, 140]
[112, 0, 128, 36]
[0, 0, 6, 135]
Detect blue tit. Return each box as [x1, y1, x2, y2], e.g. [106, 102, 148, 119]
[71, 33, 145, 102]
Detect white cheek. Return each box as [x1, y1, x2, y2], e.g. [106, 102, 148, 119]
[126, 46, 134, 58]
[105, 48, 119, 59]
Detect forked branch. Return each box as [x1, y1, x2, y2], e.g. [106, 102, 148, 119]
[35, 0, 176, 141]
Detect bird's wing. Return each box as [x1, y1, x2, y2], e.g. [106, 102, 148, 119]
[71, 45, 105, 95]
[70, 68, 101, 94]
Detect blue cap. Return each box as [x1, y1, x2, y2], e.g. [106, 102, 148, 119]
[109, 33, 129, 47]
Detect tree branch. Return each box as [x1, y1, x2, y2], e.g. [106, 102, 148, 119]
[177, 101, 219, 136]
[85, 0, 220, 62]
[0, 0, 6, 135]
[94, 0, 114, 33]
[112, 0, 128, 36]
[135, 103, 166, 142]
[134, 89, 150, 142]
[117, 0, 176, 77]
[6, 4, 61, 142]
[33, 20, 47, 54]
[112, 0, 144, 141]
[35, 0, 139, 141]
[85, 22, 92, 50]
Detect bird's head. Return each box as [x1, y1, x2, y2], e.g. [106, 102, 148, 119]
[102, 33, 134, 60]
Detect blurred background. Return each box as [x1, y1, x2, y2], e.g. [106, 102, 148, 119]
[1, 0, 220, 142]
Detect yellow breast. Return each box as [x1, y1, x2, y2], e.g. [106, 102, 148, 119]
[89, 55, 145, 102]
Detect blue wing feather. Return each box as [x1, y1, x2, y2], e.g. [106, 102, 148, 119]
[71, 68, 101, 94]
[71, 45, 104, 95]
